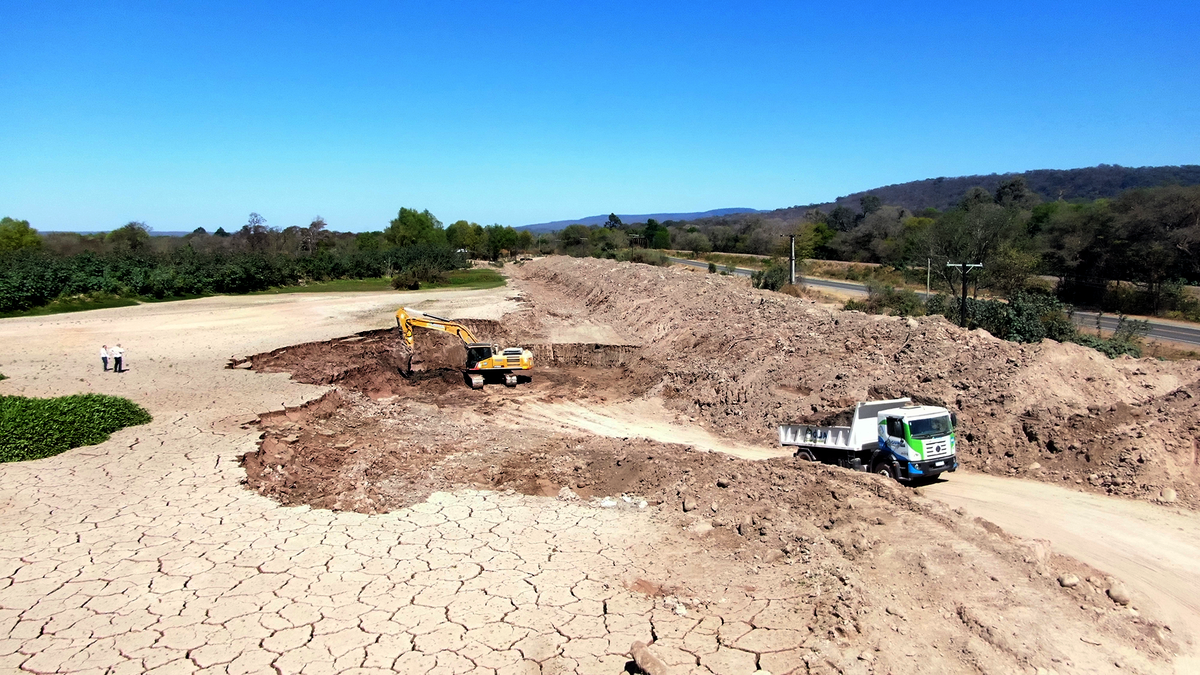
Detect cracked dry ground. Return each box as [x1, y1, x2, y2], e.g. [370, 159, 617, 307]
[0, 271, 1185, 675]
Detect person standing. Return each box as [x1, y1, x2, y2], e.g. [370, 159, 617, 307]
[100, 345, 109, 371]
[111, 344, 124, 373]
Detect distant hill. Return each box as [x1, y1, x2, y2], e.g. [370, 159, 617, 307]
[517, 208, 759, 234]
[815, 164, 1200, 214]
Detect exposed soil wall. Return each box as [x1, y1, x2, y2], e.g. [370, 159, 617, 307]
[510, 258, 1200, 508]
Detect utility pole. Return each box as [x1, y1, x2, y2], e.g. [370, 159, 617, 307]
[946, 263, 983, 327]
[789, 235, 796, 286]
[926, 258, 930, 298]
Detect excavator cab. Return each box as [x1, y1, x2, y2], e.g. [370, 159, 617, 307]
[465, 344, 495, 370]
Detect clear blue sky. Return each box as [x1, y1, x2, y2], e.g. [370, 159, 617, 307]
[3, 1, 1198, 233]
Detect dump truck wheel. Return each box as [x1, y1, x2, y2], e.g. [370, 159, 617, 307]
[874, 461, 897, 480]
[795, 450, 816, 462]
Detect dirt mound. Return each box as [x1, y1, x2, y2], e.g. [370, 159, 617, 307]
[238, 333, 1178, 672]
[511, 257, 1200, 508]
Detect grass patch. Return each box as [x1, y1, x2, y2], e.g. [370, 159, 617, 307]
[251, 278, 396, 294]
[402, 268, 507, 291]
[1, 394, 152, 462]
[0, 293, 140, 319]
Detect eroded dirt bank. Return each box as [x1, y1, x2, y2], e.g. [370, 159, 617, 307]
[233, 265, 1195, 673]
[508, 258, 1200, 509]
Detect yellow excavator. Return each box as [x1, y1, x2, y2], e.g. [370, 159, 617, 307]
[395, 307, 533, 388]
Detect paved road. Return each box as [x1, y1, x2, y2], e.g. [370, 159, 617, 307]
[924, 472, 1200, 674]
[669, 257, 1200, 347]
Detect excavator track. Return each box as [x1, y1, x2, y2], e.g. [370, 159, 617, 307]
[468, 374, 485, 389]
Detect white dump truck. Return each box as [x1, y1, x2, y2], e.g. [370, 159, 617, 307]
[779, 398, 958, 481]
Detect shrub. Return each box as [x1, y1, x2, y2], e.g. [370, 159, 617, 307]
[615, 249, 669, 266]
[708, 262, 717, 273]
[751, 262, 790, 291]
[1, 394, 152, 462]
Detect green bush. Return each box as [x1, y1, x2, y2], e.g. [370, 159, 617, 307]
[0, 394, 152, 462]
[708, 262, 717, 273]
[752, 262, 790, 291]
[615, 249, 669, 266]
[849, 283, 926, 317]
[936, 292, 1075, 344]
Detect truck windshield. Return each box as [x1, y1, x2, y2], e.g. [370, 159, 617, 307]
[908, 415, 952, 439]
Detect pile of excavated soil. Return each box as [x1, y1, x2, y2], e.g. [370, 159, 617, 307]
[509, 258, 1200, 508]
[238, 351, 1177, 673]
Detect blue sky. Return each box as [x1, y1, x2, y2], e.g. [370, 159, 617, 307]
[2, 1, 1198, 233]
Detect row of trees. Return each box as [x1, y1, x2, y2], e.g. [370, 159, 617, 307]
[0, 209, 508, 314]
[651, 180, 1200, 318]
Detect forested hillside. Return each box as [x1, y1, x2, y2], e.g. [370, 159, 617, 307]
[816, 164, 1200, 214]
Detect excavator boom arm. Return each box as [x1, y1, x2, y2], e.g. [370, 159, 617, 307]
[395, 308, 480, 347]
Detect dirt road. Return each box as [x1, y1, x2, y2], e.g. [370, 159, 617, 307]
[924, 471, 1200, 673]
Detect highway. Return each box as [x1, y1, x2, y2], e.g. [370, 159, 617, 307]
[668, 256, 1200, 347]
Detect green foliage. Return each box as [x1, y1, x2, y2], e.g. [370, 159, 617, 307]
[106, 222, 151, 251]
[0, 217, 42, 252]
[708, 262, 717, 273]
[615, 248, 669, 266]
[0, 394, 152, 463]
[0, 243, 468, 313]
[385, 208, 446, 248]
[925, 292, 1075, 344]
[0, 293, 139, 318]
[415, 268, 506, 291]
[751, 261, 790, 291]
[845, 283, 925, 317]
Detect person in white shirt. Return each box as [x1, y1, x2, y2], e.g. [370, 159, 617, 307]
[100, 345, 109, 371]
[111, 344, 125, 373]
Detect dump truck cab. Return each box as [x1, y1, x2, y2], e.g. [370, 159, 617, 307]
[875, 403, 958, 480]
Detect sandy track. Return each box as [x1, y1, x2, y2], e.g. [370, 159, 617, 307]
[502, 399, 792, 461]
[924, 472, 1200, 673]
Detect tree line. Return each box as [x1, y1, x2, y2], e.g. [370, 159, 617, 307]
[0, 209, 541, 314]
[609, 181, 1199, 319]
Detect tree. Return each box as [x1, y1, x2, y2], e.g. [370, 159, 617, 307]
[213, 227, 230, 237]
[860, 194, 882, 216]
[484, 224, 518, 260]
[302, 217, 329, 254]
[516, 230, 534, 252]
[106, 222, 151, 251]
[356, 232, 383, 251]
[237, 213, 272, 253]
[605, 213, 623, 229]
[827, 205, 859, 232]
[191, 227, 208, 236]
[559, 224, 591, 255]
[995, 176, 1040, 209]
[385, 208, 445, 248]
[678, 231, 712, 254]
[0, 217, 42, 252]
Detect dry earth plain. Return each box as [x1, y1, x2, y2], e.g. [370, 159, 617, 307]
[0, 258, 1196, 675]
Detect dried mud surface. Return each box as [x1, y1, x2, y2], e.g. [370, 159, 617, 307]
[230, 259, 1200, 673]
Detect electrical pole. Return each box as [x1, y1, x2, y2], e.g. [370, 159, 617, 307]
[789, 235, 796, 286]
[946, 263, 982, 327]
[926, 258, 930, 299]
